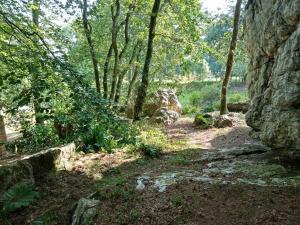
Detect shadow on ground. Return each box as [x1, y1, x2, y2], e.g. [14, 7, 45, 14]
[7, 145, 300, 225]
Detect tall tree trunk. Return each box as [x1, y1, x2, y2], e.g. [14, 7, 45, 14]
[220, 0, 242, 115]
[114, 41, 139, 103]
[103, 44, 113, 99]
[31, 0, 44, 124]
[82, 0, 101, 94]
[0, 111, 7, 155]
[126, 45, 142, 106]
[133, 0, 161, 120]
[110, 0, 121, 100]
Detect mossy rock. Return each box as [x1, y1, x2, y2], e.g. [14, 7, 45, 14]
[193, 113, 212, 129]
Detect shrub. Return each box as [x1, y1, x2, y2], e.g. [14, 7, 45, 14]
[6, 123, 61, 153]
[136, 143, 162, 158]
[188, 91, 201, 107]
[228, 91, 248, 103]
[1, 182, 39, 215]
[79, 120, 137, 153]
[182, 105, 198, 115]
[193, 113, 212, 129]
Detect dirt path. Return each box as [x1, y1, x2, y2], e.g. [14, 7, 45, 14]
[166, 115, 259, 149]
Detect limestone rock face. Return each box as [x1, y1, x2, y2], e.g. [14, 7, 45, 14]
[245, 0, 300, 149]
[149, 89, 182, 124]
[126, 89, 182, 122]
[150, 107, 180, 125]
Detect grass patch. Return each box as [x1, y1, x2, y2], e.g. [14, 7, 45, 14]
[179, 80, 248, 115]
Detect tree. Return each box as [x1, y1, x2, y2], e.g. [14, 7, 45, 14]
[133, 0, 161, 120]
[0, 110, 6, 155]
[82, 0, 101, 94]
[220, 0, 242, 115]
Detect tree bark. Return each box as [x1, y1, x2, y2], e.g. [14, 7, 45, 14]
[109, 0, 121, 101]
[114, 41, 139, 103]
[126, 44, 142, 106]
[133, 0, 161, 120]
[103, 44, 113, 99]
[220, 0, 242, 115]
[31, 0, 44, 124]
[0, 111, 7, 155]
[82, 0, 101, 94]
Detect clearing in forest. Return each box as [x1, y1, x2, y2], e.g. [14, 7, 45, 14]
[7, 116, 300, 225]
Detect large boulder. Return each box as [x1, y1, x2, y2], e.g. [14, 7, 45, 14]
[150, 107, 180, 125]
[245, 0, 300, 150]
[127, 89, 182, 124]
[149, 89, 182, 124]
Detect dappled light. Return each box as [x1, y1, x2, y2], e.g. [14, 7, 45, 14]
[0, 0, 299, 224]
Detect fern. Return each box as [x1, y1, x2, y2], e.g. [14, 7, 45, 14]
[2, 182, 39, 213]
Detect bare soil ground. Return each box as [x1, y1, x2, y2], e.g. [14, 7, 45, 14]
[6, 116, 300, 225]
[166, 116, 258, 149]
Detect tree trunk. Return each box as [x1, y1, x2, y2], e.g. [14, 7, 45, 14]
[133, 0, 161, 120]
[103, 44, 113, 99]
[31, 0, 44, 124]
[126, 45, 142, 106]
[109, 0, 121, 101]
[114, 41, 139, 103]
[220, 0, 242, 115]
[113, 4, 135, 103]
[0, 112, 7, 155]
[82, 0, 101, 94]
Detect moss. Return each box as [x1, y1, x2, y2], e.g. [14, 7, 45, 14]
[193, 113, 212, 129]
[240, 164, 287, 178]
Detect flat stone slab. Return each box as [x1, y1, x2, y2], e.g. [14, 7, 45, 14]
[136, 144, 300, 192]
[0, 143, 76, 195]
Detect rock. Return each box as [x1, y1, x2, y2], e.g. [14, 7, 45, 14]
[71, 198, 100, 225]
[227, 102, 249, 113]
[201, 112, 234, 128]
[245, 0, 300, 150]
[213, 115, 233, 128]
[147, 89, 182, 115]
[0, 143, 76, 195]
[150, 107, 180, 125]
[127, 89, 182, 123]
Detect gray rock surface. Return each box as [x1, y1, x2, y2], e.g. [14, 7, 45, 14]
[245, 0, 300, 149]
[0, 143, 76, 195]
[71, 198, 100, 225]
[146, 89, 182, 124]
[150, 107, 180, 125]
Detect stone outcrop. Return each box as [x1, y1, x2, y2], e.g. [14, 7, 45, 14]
[0, 143, 76, 195]
[71, 198, 100, 225]
[245, 0, 300, 149]
[127, 89, 182, 124]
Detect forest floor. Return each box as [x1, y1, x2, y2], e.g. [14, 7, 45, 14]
[8, 115, 300, 225]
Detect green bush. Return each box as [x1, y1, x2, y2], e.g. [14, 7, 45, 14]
[1, 182, 39, 215]
[188, 91, 201, 107]
[79, 120, 137, 153]
[228, 91, 248, 103]
[6, 123, 61, 153]
[136, 143, 162, 158]
[182, 105, 198, 115]
[193, 113, 212, 129]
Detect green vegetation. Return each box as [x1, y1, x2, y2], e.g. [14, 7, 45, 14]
[1, 182, 39, 217]
[180, 81, 248, 115]
[193, 113, 212, 129]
